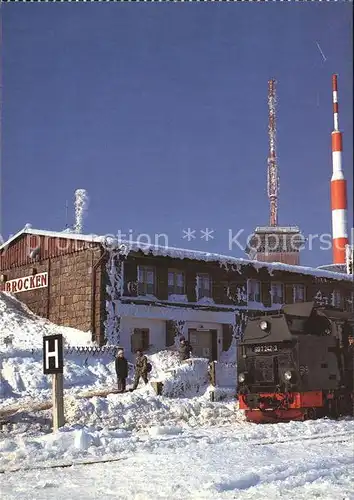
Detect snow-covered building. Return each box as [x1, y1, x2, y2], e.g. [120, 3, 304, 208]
[0, 227, 353, 359]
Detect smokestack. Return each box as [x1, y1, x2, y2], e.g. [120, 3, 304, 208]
[330, 74, 348, 265]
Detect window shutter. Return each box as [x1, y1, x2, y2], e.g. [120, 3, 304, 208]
[222, 324, 233, 352]
[157, 265, 168, 300]
[124, 260, 137, 297]
[213, 278, 225, 304]
[211, 329, 218, 361]
[285, 284, 294, 304]
[186, 267, 196, 302]
[131, 329, 142, 352]
[165, 320, 176, 347]
[142, 329, 150, 350]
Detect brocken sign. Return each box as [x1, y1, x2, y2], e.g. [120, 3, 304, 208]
[1, 272, 48, 294]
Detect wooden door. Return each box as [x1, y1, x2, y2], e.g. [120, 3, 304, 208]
[188, 329, 213, 360]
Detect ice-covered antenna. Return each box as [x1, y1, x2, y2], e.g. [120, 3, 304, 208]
[74, 189, 89, 234]
[267, 79, 279, 227]
[65, 200, 69, 229]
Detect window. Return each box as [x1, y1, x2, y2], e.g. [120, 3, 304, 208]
[196, 273, 211, 300]
[286, 317, 308, 334]
[137, 266, 155, 296]
[293, 284, 306, 303]
[271, 282, 284, 305]
[332, 289, 342, 308]
[345, 292, 354, 313]
[247, 279, 261, 303]
[131, 328, 150, 353]
[168, 269, 185, 295]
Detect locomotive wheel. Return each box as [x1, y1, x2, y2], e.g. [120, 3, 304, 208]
[304, 407, 317, 420]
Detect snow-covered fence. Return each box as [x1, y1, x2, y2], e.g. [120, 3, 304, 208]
[64, 346, 118, 357]
[214, 361, 237, 389]
[16, 345, 120, 358]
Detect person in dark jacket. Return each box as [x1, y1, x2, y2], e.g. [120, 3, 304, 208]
[179, 336, 192, 362]
[115, 349, 128, 393]
[131, 350, 149, 391]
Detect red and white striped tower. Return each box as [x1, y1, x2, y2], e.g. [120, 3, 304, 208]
[331, 74, 348, 265]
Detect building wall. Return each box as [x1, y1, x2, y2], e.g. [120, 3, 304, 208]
[0, 239, 105, 344]
[0, 233, 93, 270]
[120, 316, 167, 355]
[121, 253, 353, 310]
[0, 260, 50, 318]
[119, 315, 224, 360]
[48, 248, 105, 342]
[116, 301, 233, 358]
[1, 236, 353, 352]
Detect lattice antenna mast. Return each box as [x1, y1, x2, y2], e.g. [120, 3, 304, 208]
[267, 79, 279, 227]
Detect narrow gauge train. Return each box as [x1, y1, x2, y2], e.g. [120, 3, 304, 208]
[237, 301, 354, 423]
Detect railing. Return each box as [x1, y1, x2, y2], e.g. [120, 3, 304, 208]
[16, 345, 120, 357]
[64, 345, 118, 356]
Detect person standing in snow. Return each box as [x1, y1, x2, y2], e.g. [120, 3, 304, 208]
[179, 336, 192, 363]
[131, 350, 149, 391]
[115, 349, 128, 393]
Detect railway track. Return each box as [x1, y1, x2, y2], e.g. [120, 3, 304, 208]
[250, 430, 354, 447]
[1, 430, 353, 475]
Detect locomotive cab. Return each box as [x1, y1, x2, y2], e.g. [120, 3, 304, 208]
[237, 302, 354, 423]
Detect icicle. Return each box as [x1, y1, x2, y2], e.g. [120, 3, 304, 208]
[104, 250, 123, 345]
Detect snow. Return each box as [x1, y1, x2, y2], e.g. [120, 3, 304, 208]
[1, 420, 354, 499]
[1, 288, 354, 499]
[1, 226, 352, 282]
[168, 293, 189, 303]
[73, 189, 89, 234]
[117, 302, 237, 324]
[0, 292, 93, 351]
[104, 249, 123, 345]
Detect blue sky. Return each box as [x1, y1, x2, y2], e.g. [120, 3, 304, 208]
[1, 4, 353, 267]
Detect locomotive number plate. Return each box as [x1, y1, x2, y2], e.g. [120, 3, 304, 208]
[252, 345, 279, 353]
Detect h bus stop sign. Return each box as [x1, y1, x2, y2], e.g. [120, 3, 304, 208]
[43, 334, 64, 374]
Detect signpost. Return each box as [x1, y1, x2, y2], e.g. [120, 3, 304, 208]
[1, 272, 48, 294]
[43, 334, 65, 432]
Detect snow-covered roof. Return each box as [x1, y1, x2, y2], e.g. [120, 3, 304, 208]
[1, 226, 353, 282]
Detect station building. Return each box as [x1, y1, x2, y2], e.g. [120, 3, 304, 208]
[1, 227, 353, 359]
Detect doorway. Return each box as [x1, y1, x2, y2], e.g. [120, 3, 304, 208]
[188, 329, 218, 361]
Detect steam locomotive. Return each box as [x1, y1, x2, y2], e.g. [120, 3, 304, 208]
[237, 301, 354, 423]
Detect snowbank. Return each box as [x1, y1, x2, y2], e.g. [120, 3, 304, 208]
[1, 347, 239, 445]
[0, 291, 239, 459]
[0, 350, 120, 403]
[159, 358, 210, 397]
[1, 345, 212, 405]
[63, 388, 237, 432]
[0, 292, 93, 351]
[1, 416, 353, 475]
